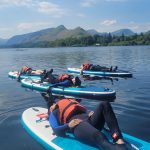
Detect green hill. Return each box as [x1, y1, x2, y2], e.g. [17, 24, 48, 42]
[6, 25, 89, 46]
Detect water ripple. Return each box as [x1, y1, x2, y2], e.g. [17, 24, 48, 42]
[0, 46, 150, 149]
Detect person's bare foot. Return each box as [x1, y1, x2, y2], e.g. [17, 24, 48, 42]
[116, 139, 125, 144]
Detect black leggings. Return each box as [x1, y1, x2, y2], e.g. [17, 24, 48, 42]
[72, 102, 123, 150]
[90, 65, 110, 71]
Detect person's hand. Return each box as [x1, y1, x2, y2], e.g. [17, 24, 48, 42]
[88, 111, 94, 117]
[50, 103, 57, 112]
[68, 119, 82, 128]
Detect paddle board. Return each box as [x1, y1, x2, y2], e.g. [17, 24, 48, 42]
[22, 107, 150, 150]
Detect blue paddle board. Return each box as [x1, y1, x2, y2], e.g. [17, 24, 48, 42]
[68, 68, 132, 78]
[21, 78, 116, 101]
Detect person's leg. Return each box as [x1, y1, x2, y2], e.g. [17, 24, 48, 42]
[41, 93, 55, 114]
[31, 70, 43, 75]
[113, 66, 118, 72]
[41, 72, 57, 83]
[48, 74, 58, 84]
[94, 65, 103, 71]
[47, 69, 53, 74]
[99, 66, 111, 71]
[73, 121, 116, 150]
[89, 102, 123, 142]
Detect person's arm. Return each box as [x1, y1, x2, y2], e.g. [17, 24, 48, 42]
[49, 110, 69, 136]
[51, 80, 72, 87]
[49, 109, 82, 136]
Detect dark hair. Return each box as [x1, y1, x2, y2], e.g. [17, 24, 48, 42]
[74, 76, 81, 86]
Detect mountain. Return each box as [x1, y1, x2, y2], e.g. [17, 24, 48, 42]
[111, 29, 135, 36]
[4, 26, 142, 47]
[6, 25, 89, 46]
[145, 30, 150, 34]
[6, 25, 66, 45]
[0, 38, 7, 45]
[87, 29, 135, 36]
[87, 29, 109, 36]
[87, 29, 100, 35]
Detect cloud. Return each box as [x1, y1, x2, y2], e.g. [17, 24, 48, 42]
[81, 0, 97, 7]
[0, 0, 66, 17]
[17, 22, 52, 31]
[0, 27, 13, 32]
[80, 0, 127, 7]
[77, 13, 86, 17]
[0, 21, 53, 38]
[100, 19, 117, 26]
[0, 27, 16, 38]
[37, 2, 65, 17]
[129, 22, 150, 33]
[0, 0, 34, 8]
[96, 21, 150, 33]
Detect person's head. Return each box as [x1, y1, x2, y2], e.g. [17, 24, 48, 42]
[72, 76, 81, 86]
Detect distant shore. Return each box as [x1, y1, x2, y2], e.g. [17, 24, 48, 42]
[1, 32, 150, 48]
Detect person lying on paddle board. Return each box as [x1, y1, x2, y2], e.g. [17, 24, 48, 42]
[42, 73, 81, 87]
[17, 66, 53, 81]
[48, 98, 132, 150]
[80, 63, 118, 75]
[19, 66, 46, 75]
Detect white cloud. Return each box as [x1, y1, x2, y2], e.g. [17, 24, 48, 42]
[0, 27, 16, 38]
[0, 0, 66, 17]
[77, 13, 86, 17]
[0, 21, 53, 38]
[81, 0, 97, 7]
[0, 0, 34, 8]
[96, 21, 150, 33]
[0, 27, 13, 32]
[80, 0, 127, 7]
[37, 2, 65, 17]
[129, 22, 150, 33]
[17, 22, 52, 31]
[100, 19, 117, 26]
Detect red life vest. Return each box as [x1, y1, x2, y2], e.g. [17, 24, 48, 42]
[22, 66, 31, 72]
[82, 63, 91, 70]
[58, 74, 71, 82]
[57, 99, 86, 124]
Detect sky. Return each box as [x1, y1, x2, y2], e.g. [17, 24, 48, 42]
[0, 0, 150, 39]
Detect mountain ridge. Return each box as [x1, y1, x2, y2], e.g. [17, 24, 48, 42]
[6, 25, 90, 46]
[3, 25, 149, 47]
[111, 29, 135, 36]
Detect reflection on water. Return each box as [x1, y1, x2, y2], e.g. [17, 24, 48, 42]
[0, 46, 150, 150]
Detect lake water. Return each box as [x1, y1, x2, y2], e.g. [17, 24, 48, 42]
[0, 46, 150, 150]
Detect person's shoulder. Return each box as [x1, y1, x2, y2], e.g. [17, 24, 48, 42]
[52, 108, 59, 115]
